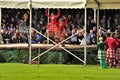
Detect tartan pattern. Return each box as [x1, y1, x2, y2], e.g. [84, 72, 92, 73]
[59, 29, 66, 41]
[46, 23, 67, 42]
[106, 48, 116, 67]
[46, 23, 59, 37]
[116, 48, 120, 65]
[106, 48, 115, 58]
[116, 48, 120, 59]
[98, 50, 106, 59]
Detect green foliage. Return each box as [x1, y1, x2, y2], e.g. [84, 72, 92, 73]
[0, 49, 29, 63]
[41, 51, 67, 64]
[0, 49, 97, 64]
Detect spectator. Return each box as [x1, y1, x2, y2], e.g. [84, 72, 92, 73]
[86, 29, 96, 44]
[90, 34, 97, 45]
[77, 32, 84, 44]
[70, 28, 77, 44]
[35, 32, 43, 43]
[3, 31, 10, 44]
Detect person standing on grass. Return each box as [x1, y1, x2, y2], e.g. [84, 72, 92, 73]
[114, 30, 120, 68]
[105, 33, 119, 68]
[97, 37, 107, 68]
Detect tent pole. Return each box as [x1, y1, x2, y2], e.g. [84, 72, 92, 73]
[84, 7, 87, 66]
[97, 6, 100, 43]
[97, 9, 99, 42]
[94, 9, 96, 22]
[47, 9, 49, 44]
[0, 8, 2, 43]
[0, 8, 3, 44]
[29, 0, 32, 64]
[0, 8, 1, 32]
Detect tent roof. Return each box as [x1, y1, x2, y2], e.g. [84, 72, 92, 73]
[86, 0, 120, 9]
[0, 0, 120, 9]
[0, 0, 29, 9]
[0, 0, 86, 9]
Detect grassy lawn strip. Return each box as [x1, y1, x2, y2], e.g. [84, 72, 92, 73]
[0, 63, 120, 80]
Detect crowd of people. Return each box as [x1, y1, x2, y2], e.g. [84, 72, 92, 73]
[0, 8, 96, 45]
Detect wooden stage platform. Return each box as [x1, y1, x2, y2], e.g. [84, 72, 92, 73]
[0, 44, 97, 50]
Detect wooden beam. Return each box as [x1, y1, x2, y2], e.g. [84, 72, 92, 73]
[0, 44, 97, 50]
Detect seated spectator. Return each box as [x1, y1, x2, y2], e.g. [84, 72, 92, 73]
[3, 31, 10, 44]
[90, 34, 97, 45]
[93, 26, 97, 35]
[11, 33, 18, 43]
[77, 32, 84, 44]
[86, 29, 96, 44]
[18, 33, 28, 43]
[35, 33, 43, 43]
[70, 28, 77, 44]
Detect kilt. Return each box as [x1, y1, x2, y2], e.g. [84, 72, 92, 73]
[116, 48, 120, 59]
[106, 48, 115, 58]
[98, 50, 106, 59]
[46, 23, 59, 36]
[59, 30, 66, 41]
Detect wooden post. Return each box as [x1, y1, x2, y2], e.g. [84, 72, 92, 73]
[0, 8, 1, 32]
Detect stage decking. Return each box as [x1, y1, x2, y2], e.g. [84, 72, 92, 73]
[0, 44, 97, 50]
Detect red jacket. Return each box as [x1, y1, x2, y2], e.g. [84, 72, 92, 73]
[105, 37, 119, 49]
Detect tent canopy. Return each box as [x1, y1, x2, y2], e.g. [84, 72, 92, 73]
[86, 0, 120, 9]
[0, 0, 86, 9]
[0, 0, 120, 9]
[0, 0, 29, 9]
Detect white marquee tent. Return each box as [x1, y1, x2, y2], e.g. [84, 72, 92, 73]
[0, 0, 86, 9]
[0, 0, 120, 9]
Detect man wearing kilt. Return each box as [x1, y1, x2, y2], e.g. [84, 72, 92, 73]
[97, 37, 107, 68]
[114, 30, 120, 68]
[116, 39, 120, 68]
[105, 33, 119, 68]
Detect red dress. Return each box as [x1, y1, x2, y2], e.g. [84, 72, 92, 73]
[58, 19, 67, 40]
[46, 10, 60, 37]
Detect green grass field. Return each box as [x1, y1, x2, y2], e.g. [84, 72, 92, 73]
[0, 63, 120, 80]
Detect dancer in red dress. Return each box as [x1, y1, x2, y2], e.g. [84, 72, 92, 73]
[105, 33, 119, 67]
[45, 9, 60, 41]
[57, 16, 67, 43]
